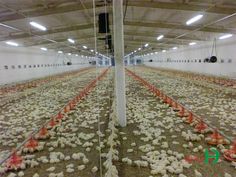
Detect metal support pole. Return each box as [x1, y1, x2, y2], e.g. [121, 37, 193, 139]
[113, 0, 126, 127]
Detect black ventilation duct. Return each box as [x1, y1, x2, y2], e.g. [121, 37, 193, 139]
[210, 56, 217, 63]
[98, 13, 110, 33]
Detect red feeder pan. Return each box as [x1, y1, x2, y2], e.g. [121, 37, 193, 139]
[185, 112, 194, 124]
[177, 107, 188, 117]
[194, 121, 208, 133]
[48, 118, 57, 128]
[69, 102, 75, 110]
[25, 137, 39, 150]
[37, 126, 49, 139]
[224, 140, 236, 162]
[156, 91, 160, 97]
[56, 112, 63, 120]
[64, 105, 70, 113]
[206, 130, 227, 145]
[6, 152, 23, 171]
[172, 102, 180, 111]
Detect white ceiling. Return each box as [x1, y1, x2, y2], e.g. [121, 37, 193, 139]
[0, 0, 235, 56]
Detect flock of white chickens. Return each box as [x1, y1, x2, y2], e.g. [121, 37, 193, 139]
[0, 66, 235, 177]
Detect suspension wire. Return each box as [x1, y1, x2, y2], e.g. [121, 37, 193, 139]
[92, 0, 103, 177]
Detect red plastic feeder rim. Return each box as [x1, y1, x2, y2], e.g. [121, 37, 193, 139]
[25, 137, 39, 149]
[64, 106, 70, 113]
[38, 126, 48, 137]
[69, 102, 75, 109]
[209, 130, 223, 139]
[207, 130, 226, 145]
[224, 140, 236, 162]
[186, 112, 194, 123]
[48, 118, 57, 127]
[6, 151, 23, 170]
[172, 101, 178, 108]
[195, 121, 208, 132]
[177, 107, 187, 117]
[57, 112, 63, 120]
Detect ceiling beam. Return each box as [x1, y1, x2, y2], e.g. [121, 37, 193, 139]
[125, 38, 188, 46]
[24, 34, 106, 47]
[25, 31, 203, 47]
[0, 2, 94, 23]
[1, 17, 235, 42]
[124, 31, 206, 41]
[2, 19, 234, 42]
[127, 1, 236, 15]
[125, 21, 236, 34]
[0, 23, 93, 41]
[0, 1, 235, 23]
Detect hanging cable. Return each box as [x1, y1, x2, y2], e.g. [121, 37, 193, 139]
[92, 0, 103, 177]
[123, 0, 128, 23]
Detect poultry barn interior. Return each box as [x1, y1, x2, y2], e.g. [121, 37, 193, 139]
[0, 0, 236, 177]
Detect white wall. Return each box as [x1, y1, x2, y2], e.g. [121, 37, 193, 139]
[0, 46, 91, 85]
[143, 36, 236, 79]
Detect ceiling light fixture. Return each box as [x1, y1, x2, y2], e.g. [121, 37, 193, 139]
[157, 35, 164, 40]
[162, 50, 166, 53]
[68, 38, 75, 44]
[219, 34, 233, 40]
[90, 49, 94, 52]
[68, 53, 71, 55]
[58, 51, 63, 53]
[83, 46, 87, 49]
[186, 14, 203, 25]
[189, 42, 196, 46]
[6, 41, 19, 47]
[40, 47, 47, 51]
[30, 21, 47, 31]
[144, 43, 149, 47]
[173, 47, 178, 50]
[138, 48, 141, 50]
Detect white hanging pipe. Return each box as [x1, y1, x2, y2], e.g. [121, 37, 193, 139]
[113, 0, 126, 127]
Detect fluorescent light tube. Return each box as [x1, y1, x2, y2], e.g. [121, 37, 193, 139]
[83, 46, 87, 49]
[58, 51, 63, 53]
[68, 38, 75, 44]
[189, 42, 196, 46]
[30, 21, 47, 31]
[40, 47, 47, 51]
[186, 15, 203, 25]
[144, 43, 149, 47]
[6, 41, 18, 46]
[219, 34, 233, 40]
[157, 35, 164, 40]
